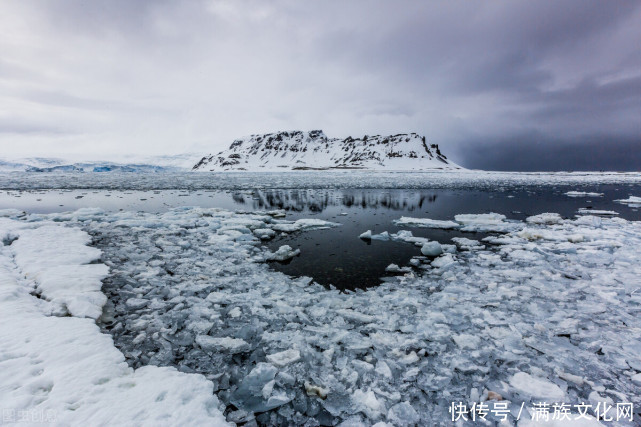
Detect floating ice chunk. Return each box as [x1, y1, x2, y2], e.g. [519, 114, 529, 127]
[387, 402, 420, 425]
[408, 257, 422, 266]
[337, 309, 375, 324]
[395, 350, 419, 365]
[221, 217, 265, 230]
[420, 241, 443, 256]
[272, 218, 339, 232]
[359, 230, 372, 240]
[228, 307, 242, 318]
[390, 230, 428, 245]
[125, 298, 148, 309]
[441, 244, 457, 253]
[588, 390, 613, 409]
[565, 191, 604, 197]
[451, 237, 484, 250]
[371, 231, 390, 241]
[632, 373, 641, 386]
[352, 389, 385, 419]
[375, 361, 393, 379]
[556, 370, 585, 386]
[266, 349, 301, 367]
[454, 213, 506, 226]
[266, 209, 286, 218]
[454, 213, 520, 232]
[195, 335, 249, 353]
[509, 372, 565, 400]
[431, 253, 456, 269]
[231, 363, 291, 412]
[385, 263, 411, 274]
[253, 228, 276, 240]
[262, 379, 275, 399]
[577, 208, 619, 216]
[452, 333, 481, 349]
[391, 229, 412, 240]
[526, 212, 563, 225]
[614, 195, 641, 207]
[266, 245, 300, 261]
[393, 216, 459, 229]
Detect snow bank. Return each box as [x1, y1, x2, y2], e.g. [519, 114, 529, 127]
[11, 225, 108, 319]
[0, 220, 228, 426]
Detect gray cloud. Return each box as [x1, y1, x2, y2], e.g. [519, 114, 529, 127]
[0, 0, 639, 169]
[462, 133, 641, 172]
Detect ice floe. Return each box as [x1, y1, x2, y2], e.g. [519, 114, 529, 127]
[450, 237, 485, 250]
[396, 212, 521, 233]
[393, 216, 460, 229]
[420, 241, 443, 256]
[577, 208, 619, 216]
[271, 218, 340, 232]
[2, 206, 641, 425]
[615, 195, 641, 207]
[526, 212, 563, 225]
[266, 244, 301, 261]
[509, 372, 565, 401]
[565, 191, 604, 197]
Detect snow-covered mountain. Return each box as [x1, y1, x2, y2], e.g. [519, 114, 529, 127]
[193, 130, 462, 171]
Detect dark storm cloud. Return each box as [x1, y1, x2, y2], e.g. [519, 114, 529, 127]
[0, 1, 639, 169]
[463, 134, 641, 172]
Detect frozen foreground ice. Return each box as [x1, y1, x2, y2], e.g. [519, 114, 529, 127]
[0, 215, 228, 425]
[1, 206, 640, 425]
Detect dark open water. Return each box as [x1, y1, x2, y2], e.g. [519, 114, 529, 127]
[1, 183, 639, 290]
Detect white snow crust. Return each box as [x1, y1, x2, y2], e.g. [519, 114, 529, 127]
[0, 218, 228, 426]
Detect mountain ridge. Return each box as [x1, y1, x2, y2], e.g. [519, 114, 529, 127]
[193, 130, 462, 171]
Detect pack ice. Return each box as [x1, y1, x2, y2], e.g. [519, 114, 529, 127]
[1, 206, 640, 425]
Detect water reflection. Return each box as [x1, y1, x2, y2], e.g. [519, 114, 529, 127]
[231, 189, 439, 212]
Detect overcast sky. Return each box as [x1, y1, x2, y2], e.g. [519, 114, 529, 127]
[1, 1, 640, 170]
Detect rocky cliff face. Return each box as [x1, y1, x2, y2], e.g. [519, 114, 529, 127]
[193, 130, 462, 171]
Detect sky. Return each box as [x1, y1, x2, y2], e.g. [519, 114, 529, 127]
[1, 1, 640, 170]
